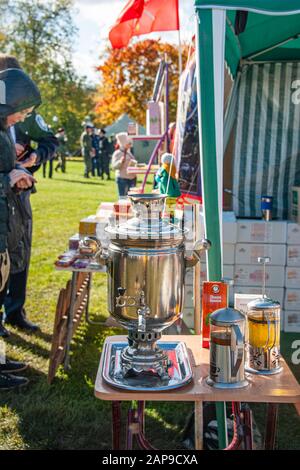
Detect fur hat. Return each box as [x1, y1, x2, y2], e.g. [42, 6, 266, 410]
[116, 132, 132, 148]
[161, 153, 174, 165]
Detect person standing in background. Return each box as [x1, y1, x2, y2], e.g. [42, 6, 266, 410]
[55, 127, 68, 173]
[42, 158, 53, 179]
[111, 132, 137, 197]
[80, 124, 94, 178]
[91, 127, 101, 177]
[99, 128, 110, 180]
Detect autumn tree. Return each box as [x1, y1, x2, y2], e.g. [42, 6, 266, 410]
[0, 0, 94, 150]
[94, 39, 188, 127]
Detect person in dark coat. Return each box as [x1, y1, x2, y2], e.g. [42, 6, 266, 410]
[0, 67, 41, 390]
[0, 55, 58, 332]
[99, 128, 110, 180]
[91, 128, 101, 177]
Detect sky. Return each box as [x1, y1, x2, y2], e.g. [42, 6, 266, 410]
[72, 0, 195, 84]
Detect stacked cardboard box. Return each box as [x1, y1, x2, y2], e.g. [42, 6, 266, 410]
[182, 210, 237, 329]
[284, 223, 300, 332]
[234, 220, 287, 330]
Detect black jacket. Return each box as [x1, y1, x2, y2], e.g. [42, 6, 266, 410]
[15, 112, 58, 172]
[0, 69, 41, 253]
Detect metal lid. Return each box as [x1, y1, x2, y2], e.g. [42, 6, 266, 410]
[247, 296, 280, 311]
[210, 307, 245, 326]
[105, 193, 186, 244]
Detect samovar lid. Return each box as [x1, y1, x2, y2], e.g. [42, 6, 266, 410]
[105, 193, 186, 244]
[247, 296, 280, 311]
[210, 307, 245, 326]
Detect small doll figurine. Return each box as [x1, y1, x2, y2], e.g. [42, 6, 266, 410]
[155, 153, 181, 222]
[155, 153, 181, 197]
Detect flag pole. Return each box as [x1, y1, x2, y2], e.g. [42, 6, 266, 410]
[178, 27, 182, 76]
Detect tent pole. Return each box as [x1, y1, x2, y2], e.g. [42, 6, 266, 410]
[195, 7, 228, 449]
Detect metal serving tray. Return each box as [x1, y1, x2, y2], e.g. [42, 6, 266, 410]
[102, 341, 193, 391]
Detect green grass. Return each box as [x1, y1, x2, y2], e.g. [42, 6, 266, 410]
[0, 161, 299, 449]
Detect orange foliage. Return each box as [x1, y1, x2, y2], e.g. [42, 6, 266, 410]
[94, 39, 188, 127]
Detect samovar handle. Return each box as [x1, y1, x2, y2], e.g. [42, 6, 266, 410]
[231, 324, 244, 377]
[184, 239, 211, 268]
[79, 236, 109, 266]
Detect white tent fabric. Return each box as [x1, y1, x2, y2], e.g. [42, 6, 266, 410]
[233, 62, 300, 219]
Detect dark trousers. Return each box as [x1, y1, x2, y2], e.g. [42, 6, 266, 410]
[4, 192, 32, 320]
[100, 154, 110, 178]
[43, 160, 53, 178]
[91, 157, 101, 177]
[4, 270, 27, 319]
[116, 177, 136, 197]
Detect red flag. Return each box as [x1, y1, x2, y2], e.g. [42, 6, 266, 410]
[109, 0, 180, 49]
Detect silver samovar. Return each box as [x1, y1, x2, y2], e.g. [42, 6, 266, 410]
[83, 194, 210, 390]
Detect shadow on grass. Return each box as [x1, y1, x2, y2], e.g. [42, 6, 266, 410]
[56, 178, 106, 186]
[6, 332, 50, 359]
[0, 318, 192, 449]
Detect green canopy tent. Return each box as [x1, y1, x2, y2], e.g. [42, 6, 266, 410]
[194, 0, 300, 448]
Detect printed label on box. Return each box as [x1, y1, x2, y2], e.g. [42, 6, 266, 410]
[202, 282, 228, 349]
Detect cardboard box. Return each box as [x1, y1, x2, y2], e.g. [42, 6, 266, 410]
[234, 286, 284, 306]
[234, 265, 285, 287]
[184, 285, 194, 308]
[234, 293, 263, 315]
[235, 243, 286, 266]
[185, 269, 194, 287]
[237, 220, 287, 244]
[284, 310, 300, 333]
[198, 211, 237, 244]
[223, 212, 237, 244]
[284, 289, 300, 310]
[290, 186, 300, 224]
[79, 216, 97, 237]
[182, 307, 194, 330]
[175, 208, 237, 245]
[287, 245, 300, 266]
[285, 266, 300, 288]
[202, 282, 228, 348]
[146, 101, 163, 135]
[200, 264, 234, 284]
[199, 243, 235, 264]
[287, 222, 300, 244]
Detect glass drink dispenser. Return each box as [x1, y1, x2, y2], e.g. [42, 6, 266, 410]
[246, 297, 282, 374]
[207, 307, 248, 389]
[246, 256, 282, 375]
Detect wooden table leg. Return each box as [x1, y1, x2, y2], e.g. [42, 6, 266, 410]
[112, 401, 122, 450]
[194, 402, 203, 450]
[63, 271, 78, 371]
[264, 403, 279, 450]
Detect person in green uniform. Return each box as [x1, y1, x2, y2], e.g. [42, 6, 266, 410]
[80, 124, 94, 178]
[0, 54, 58, 333]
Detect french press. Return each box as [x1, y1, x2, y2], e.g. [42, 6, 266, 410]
[207, 307, 248, 389]
[246, 257, 282, 375]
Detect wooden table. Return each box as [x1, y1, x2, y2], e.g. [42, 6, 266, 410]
[95, 335, 300, 450]
[51, 265, 107, 379]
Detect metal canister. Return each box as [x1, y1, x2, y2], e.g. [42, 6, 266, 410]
[261, 195, 273, 221]
[207, 307, 248, 389]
